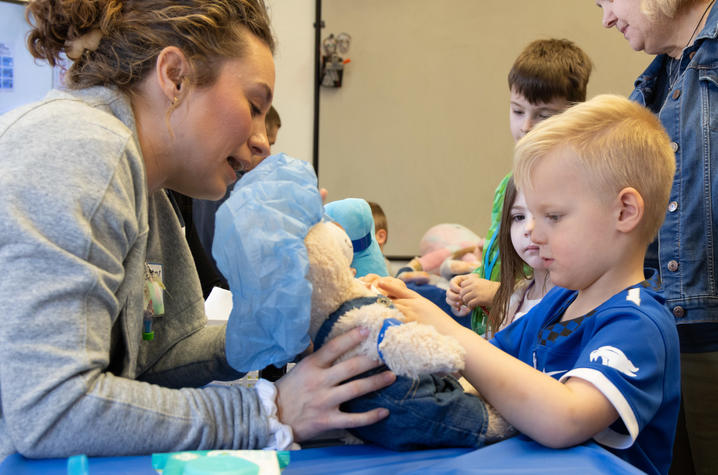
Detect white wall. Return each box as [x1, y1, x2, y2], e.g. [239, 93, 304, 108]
[265, 0, 315, 165]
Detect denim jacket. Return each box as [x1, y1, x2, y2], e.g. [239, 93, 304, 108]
[629, 5, 718, 328]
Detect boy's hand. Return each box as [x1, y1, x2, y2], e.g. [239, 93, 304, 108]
[358, 273, 381, 290]
[378, 278, 459, 335]
[459, 274, 500, 309]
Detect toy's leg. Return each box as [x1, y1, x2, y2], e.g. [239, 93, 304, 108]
[341, 373, 513, 450]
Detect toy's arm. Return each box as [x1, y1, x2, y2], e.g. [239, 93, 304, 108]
[377, 321, 466, 378]
[329, 302, 465, 379]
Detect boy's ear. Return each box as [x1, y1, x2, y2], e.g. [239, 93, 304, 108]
[375, 228, 387, 247]
[155, 46, 190, 104]
[615, 187, 644, 233]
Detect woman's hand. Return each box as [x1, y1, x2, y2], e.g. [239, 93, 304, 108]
[274, 327, 395, 442]
[459, 274, 499, 309]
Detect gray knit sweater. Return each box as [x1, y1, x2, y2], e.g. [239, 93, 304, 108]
[0, 87, 270, 460]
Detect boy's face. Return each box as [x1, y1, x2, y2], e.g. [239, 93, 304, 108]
[523, 147, 616, 291]
[509, 89, 570, 143]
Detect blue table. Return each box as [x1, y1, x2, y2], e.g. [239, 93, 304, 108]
[0, 436, 643, 474]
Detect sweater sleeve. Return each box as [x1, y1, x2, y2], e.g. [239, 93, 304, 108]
[0, 98, 270, 459]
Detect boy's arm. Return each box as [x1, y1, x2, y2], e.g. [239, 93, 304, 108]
[453, 327, 618, 448]
[378, 278, 618, 448]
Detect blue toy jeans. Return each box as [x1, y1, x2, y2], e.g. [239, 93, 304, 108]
[314, 296, 494, 450]
[341, 369, 493, 450]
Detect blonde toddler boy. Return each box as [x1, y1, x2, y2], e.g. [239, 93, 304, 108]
[380, 95, 680, 475]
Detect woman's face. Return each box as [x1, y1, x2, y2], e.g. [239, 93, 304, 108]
[595, 0, 673, 55]
[168, 34, 275, 199]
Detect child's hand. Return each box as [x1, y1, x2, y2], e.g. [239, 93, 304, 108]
[375, 276, 408, 291]
[358, 273, 381, 289]
[459, 274, 500, 309]
[447, 275, 472, 316]
[378, 278, 459, 334]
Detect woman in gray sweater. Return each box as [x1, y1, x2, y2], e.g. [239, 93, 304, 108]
[0, 0, 394, 460]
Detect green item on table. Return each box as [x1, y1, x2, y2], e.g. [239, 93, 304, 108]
[152, 450, 290, 474]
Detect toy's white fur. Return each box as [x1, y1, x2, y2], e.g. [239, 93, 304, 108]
[304, 221, 515, 442]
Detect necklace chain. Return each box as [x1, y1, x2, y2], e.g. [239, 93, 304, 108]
[668, 0, 715, 90]
[686, 0, 715, 49]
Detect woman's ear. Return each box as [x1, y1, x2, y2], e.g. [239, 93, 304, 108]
[615, 187, 644, 233]
[154, 46, 190, 104]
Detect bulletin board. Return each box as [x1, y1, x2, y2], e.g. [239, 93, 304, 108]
[0, 0, 56, 115]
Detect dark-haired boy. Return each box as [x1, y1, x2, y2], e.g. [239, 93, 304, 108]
[446, 39, 593, 333]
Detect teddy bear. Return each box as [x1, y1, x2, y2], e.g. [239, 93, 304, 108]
[213, 153, 514, 450]
[304, 220, 465, 379]
[303, 220, 515, 450]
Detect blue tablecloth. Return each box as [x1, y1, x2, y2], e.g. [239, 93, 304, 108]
[0, 435, 643, 474]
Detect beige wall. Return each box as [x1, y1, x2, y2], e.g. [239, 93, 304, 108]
[318, 0, 651, 257]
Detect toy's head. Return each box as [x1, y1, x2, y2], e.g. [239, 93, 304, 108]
[324, 198, 389, 278]
[214, 154, 371, 373]
[304, 221, 371, 340]
[214, 154, 323, 372]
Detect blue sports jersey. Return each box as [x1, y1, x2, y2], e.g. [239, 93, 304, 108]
[491, 283, 680, 475]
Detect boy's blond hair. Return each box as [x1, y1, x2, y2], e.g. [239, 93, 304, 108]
[514, 94, 675, 244]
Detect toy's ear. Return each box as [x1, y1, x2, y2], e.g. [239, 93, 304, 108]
[324, 221, 354, 265]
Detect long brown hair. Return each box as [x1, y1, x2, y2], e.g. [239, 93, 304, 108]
[487, 176, 532, 335]
[25, 0, 274, 91]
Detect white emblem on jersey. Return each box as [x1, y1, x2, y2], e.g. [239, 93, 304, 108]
[589, 346, 639, 377]
[626, 287, 641, 306]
